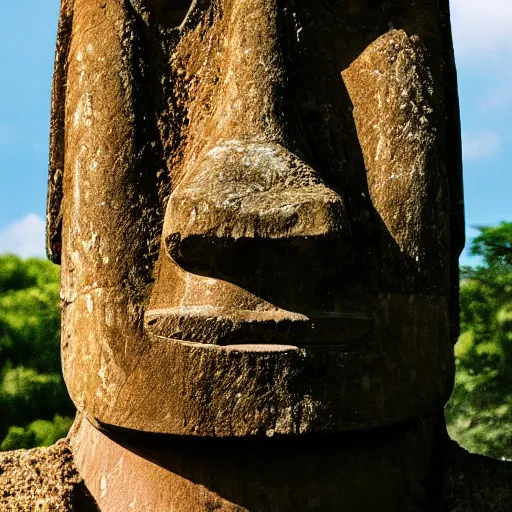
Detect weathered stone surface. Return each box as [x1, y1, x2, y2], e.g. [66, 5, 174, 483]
[67, 415, 511, 512]
[0, 438, 98, 511]
[64, 292, 453, 435]
[47, 0, 463, 437]
[3, 426, 510, 511]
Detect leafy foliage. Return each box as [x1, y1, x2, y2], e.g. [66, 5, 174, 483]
[0, 255, 74, 451]
[445, 222, 512, 459]
[0, 416, 73, 451]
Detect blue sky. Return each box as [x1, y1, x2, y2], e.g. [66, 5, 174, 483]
[0, 1, 510, 265]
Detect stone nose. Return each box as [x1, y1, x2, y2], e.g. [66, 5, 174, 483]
[164, 141, 351, 281]
[163, 0, 353, 281]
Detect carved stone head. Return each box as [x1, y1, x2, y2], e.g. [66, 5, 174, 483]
[47, 0, 463, 436]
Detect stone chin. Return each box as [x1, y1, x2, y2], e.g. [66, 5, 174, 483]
[61, 284, 454, 437]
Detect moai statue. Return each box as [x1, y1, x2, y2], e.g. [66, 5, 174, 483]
[38, 0, 508, 510]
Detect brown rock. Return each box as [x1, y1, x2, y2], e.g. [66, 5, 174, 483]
[0, 439, 98, 511]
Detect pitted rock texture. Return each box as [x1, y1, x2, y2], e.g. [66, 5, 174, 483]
[0, 439, 98, 511]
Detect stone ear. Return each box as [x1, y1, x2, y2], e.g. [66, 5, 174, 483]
[46, 0, 74, 265]
[342, 30, 450, 291]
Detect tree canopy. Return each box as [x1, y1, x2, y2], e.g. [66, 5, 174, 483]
[0, 255, 74, 451]
[445, 222, 512, 459]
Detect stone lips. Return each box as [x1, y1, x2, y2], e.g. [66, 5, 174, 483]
[62, 291, 453, 436]
[145, 307, 373, 347]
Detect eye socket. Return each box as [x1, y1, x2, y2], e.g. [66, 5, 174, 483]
[147, 0, 195, 28]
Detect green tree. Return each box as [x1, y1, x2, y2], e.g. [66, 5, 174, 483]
[0, 255, 74, 450]
[446, 222, 512, 459]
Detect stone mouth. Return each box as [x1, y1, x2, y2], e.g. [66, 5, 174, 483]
[144, 307, 373, 349]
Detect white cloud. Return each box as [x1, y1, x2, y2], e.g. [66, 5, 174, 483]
[0, 214, 46, 258]
[462, 131, 501, 160]
[450, 0, 512, 59]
